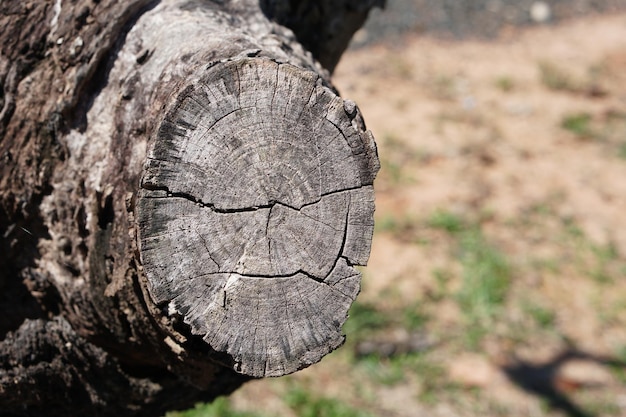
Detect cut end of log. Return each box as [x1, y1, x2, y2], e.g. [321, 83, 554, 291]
[136, 58, 379, 377]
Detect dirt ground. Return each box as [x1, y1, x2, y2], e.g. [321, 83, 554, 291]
[172, 11, 626, 417]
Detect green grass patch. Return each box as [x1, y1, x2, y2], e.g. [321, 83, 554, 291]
[457, 230, 511, 319]
[495, 76, 515, 92]
[379, 158, 405, 185]
[581, 400, 622, 417]
[402, 301, 429, 331]
[590, 241, 620, 284]
[609, 346, 626, 384]
[166, 398, 265, 417]
[430, 268, 454, 301]
[284, 386, 373, 417]
[456, 229, 511, 348]
[374, 213, 420, 242]
[374, 213, 411, 234]
[343, 302, 390, 341]
[410, 354, 454, 404]
[561, 112, 595, 139]
[562, 218, 624, 284]
[377, 134, 421, 187]
[428, 210, 465, 234]
[357, 351, 449, 395]
[374, 213, 401, 234]
[522, 300, 556, 329]
[426, 210, 512, 348]
[358, 354, 407, 386]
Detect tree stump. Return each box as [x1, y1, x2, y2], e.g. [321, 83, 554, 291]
[139, 57, 377, 377]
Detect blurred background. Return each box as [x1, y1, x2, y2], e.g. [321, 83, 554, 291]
[170, 1, 626, 416]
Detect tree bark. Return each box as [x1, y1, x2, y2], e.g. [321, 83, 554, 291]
[0, 1, 380, 416]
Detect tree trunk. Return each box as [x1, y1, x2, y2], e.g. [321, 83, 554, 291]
[0, 1, 380, 416]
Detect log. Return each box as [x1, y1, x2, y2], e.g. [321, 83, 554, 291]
[0, 0, 380, 416]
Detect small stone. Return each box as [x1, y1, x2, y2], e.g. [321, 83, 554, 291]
[530, 2, 551, 23]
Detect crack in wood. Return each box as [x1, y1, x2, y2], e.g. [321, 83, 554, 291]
[141, 179, 369, 213]
[141, 182, 273, 213]
[163, 262, 331, 284]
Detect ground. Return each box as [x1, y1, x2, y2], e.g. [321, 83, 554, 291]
[167, 10, 626, 417]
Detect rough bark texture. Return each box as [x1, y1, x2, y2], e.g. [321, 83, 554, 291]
[0, 0, 381, 416]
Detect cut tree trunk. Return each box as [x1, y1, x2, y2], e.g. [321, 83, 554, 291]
[0, 1, 381, 416]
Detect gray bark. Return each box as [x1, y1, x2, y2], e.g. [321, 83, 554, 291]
[0, 0, 380, 415]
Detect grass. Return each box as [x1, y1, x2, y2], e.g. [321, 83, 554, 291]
[495, 76, 515, 92]
[425, 209, 512, 347]
[539, 61, 581, 93]
[379, 158, 404, 185]
[457, 230, 510, 317]
[284, 386, 374, 417]
[598, 110, 626, 159]
[580, 400, 622, 417]
[589, 241, 620, 284]
[609, 345, 626, 384]
[374, 213, 401, 233]
[345, 299, 433, 387]
[428, 210, 465, 234]
[409, 354, 456, 404]
[343, 301, 390, 342]
[562, 217, 624, 284]
[402, 301, 429, 331]
[358, 354, 408, 386]
[561, 112, 595, 139]
[521, 300, 556, 329]
[563, 109, 626, 157]
[431, 268, 454, 301]
[374, 212, 420, 242]
[457, 229, 511, 348]
[377, 133, 420, 187]
[166, 398, 265, 417]
[343, 298, 429, 351]
[357, 351, 451, 400]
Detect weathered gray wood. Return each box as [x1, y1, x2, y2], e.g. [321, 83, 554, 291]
[138, 58, 377, 376]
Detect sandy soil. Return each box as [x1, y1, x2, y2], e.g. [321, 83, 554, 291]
[223, 13, 626, 417]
